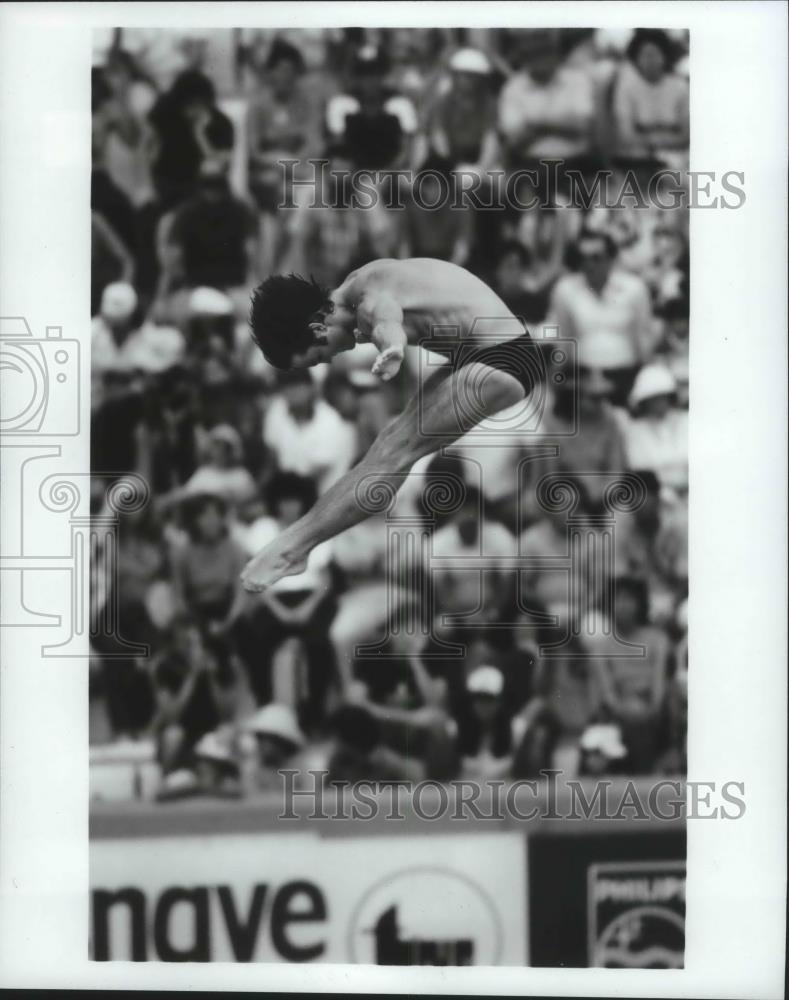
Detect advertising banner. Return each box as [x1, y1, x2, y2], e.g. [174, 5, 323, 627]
[587, 860, 686, 968]
[91, 831, 527, 964]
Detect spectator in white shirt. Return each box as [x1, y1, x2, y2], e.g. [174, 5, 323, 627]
[262, 370, 357, 493]
[498, 29, 595, 186]
[549, 229, 654, 405]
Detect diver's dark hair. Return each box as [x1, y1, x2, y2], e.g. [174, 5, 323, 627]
[249, 274, 331, 370]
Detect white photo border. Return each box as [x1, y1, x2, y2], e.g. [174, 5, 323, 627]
[0, 1, 786, 995]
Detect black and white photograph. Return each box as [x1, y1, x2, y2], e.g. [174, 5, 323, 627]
[0, 2, 785, 994]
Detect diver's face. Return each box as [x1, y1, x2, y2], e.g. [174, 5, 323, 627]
[293, 301, 356, 367]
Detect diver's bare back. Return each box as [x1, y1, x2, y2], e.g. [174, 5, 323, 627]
[335, 258, 526, 350]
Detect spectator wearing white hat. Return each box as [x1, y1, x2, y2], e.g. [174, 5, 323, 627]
[92, 282, 185, 404]
[578, 722, 628, 776]
[243, 703, 308, 791]
[192, 729, 244, 798]
[458, 665, 514, 780]
[424, 47, 499, 170]
[621, 362, 688, 494]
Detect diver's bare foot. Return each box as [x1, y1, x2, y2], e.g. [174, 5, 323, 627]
[241, 542, 308, 592]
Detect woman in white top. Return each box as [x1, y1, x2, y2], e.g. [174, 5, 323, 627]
[611, 29, 689, 169]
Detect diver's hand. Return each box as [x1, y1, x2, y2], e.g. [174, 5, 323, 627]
[371, 345, 405, 381]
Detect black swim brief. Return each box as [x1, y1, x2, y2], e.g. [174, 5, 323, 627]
[448, 329, 544, 395]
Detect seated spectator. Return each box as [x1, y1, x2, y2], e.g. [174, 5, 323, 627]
[180, 424, 257, 508]
[329, 512, 402, 687]
[282, 143, 397, 288]
[136, 363, 201, 494]
[243, 703, 308, 792]
[457, 665, 514, 780]
[183, 286, 237, 358]
[401, 155, 473, 265]
[91, 212, 134, 316]
[92, 68, 139, 255]
[614, 470, 688, 622]
[655, 295, 689, 401]
[160, 160, 258, 302]
[592, 575, 670, 773]
[326, 704, 424, 785]
[519, 489, 590, 613]
[348, 628, 459, 780]
[525, 366, 627, 513]
[431, 485, 515, 622]
[549, 229, 654, 405]
[643, 225, 689, 306]
[98, 48, 158, 208]
[150, 618, 238, 779]
[621, 363, 688, 494]
[424, 48, 499, 169]
[326, 45, 418, 170]
[383, 28, 444, 111]
[247, 38, 317, 213]
[147, 68, 235, 209]
[577, 722, 628, 776]
[262, 370, 357, 493]
[91, 283, 185, 401]
[655, 666, 687, 775]
[611, 29, 689, 170]
[90, 484, 166, 741]
[491, 240, 555, 326]
[171, 492, 249, 669]
[238, 473, 337, 729]
[510, 686, 562, 778]
[192, 729, 244, 799]
[531, 629, 605, 776]
[497, 28, 595, 188]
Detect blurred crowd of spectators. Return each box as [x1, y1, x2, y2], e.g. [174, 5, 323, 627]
[89, 26, 689, 801]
